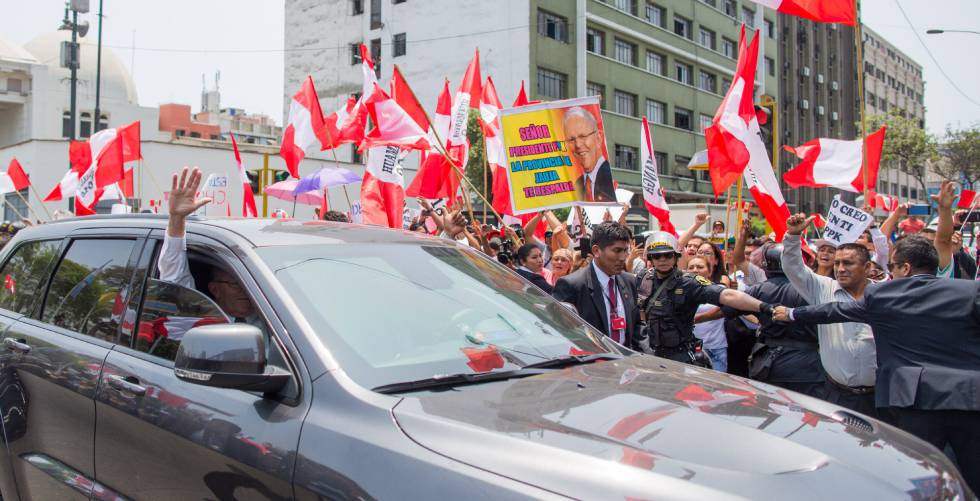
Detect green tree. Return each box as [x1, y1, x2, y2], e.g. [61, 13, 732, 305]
[464, 109, 490, 200]
[932, 124, 980, 188]
[862, 110, 938, 193]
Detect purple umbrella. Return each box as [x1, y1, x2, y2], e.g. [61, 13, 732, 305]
[264, 180, 325, 206]
[294, 167, 362, 196]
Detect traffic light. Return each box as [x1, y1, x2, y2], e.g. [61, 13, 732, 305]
[246, 170, 261, 194]
[272, 170, 290, 183]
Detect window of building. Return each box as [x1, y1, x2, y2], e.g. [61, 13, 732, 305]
[615, 144, 639, 171]
[350, 43, 362, 65]
[646, 99, 665, 124]
[654, 151, 668, 174]
[645, 3, 665, 27]
[675, 155, 692, 175]
[675, 62, 692, 85]
[765, 56, 775, 77]
[722, 77, 731, 90]
[891, 182, 899, 196]
[721, 38, 736, 59]
[674, 107, 692, 130]
[370, 38, 382, 77]
[723, 0, 736, 17]
[392, 33, 407, 57]
[674, 16, 692, 39]
[97, 114, 108, 133]
[586, 27, 605, 54]
[1, 238, 59, 319]
[614, 38, 636, 66]
[612, 0, 637, 15]
[765, 19, 775, 38]
[699, 114, 713, 133]
[911, 188, 918, 200]
[62, 111, 72, 138]
[699, 27, 716, 50]
[646, 51, 664, 75]
[741, 7, 755, 28]
[41, 239, 137, 342]
[614, 90, 637, 116]
[351, 0, 363, 15]
[189, 131, 201, 138]
[370, 0, 382, 29]
[393, 0, 406, 3]
[537, 68, 567, 99]
[699, 71, 716, 93]
[879, 97, 888, 111]
[6, 78, 22, 93]
[901, 185, 909, 197]
[586, 81, 605, 106]
[79, 112, 92, 139]
[867, 92, 876, 105]
[699, 0, 716, 6]
[537, 10, 569, 43]
[864, 62, 874, 75]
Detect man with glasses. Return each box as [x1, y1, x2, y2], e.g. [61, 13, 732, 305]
[563, 107, 615, 202]
[635, 231, 774, 366]
[774, 236, 980, 492]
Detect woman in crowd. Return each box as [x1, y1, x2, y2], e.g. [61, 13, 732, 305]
[811, 241, 836, 277]
[696, 242, 733, 287]
[549, 248, 574, 286]
[515, 243, 553, 294]
[687, 256, 729, 372]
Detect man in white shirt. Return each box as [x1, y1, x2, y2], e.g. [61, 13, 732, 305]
[781, 213, 877, 417]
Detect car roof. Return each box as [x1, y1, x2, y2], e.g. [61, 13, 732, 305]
[26, 215, 449, 248]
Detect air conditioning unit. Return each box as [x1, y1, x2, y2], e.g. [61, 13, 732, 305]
[817, 74, 825, 84]
[831, 81, 839, 91]
[801, 67, 811, 77]
[831, 111, 839, 121]
[800, 99, 810, 110]
[817, 105, 825, 115]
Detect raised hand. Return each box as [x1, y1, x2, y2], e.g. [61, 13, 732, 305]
[785, 213, 814, 236]
[169, 166, 212, 218]
[931, 180, 956, 211]
[694, 212, 709, 227]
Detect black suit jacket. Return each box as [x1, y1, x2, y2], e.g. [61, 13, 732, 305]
[515, 268, 553, 295]
[573, 160, 617, 202]
[552, 264, 643, 350]
[792, 275, 980, 410]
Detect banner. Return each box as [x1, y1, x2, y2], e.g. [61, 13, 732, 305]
[499, 96, 611, 214]
[823, 195, 872, 245]
[349, 201, 363, 224]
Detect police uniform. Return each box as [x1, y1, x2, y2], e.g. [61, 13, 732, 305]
[636, 268, 727, 364]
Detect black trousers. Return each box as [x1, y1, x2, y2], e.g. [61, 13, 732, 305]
[823, 380, 877, 419]
[885, 407, 980, 495]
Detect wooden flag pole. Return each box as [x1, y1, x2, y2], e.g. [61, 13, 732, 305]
[319, 110, 356, 212]
[481, 135, 489, 225]
[723, 184, 734, 252]
[11, 190, 39, 221]
[735, 176, 745, 232]
[29, 184, 52, 219]
[854, 0, 871, 202]
[3, 199, 26, 221]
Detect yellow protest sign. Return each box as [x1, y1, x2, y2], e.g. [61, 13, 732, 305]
[499, 97, 613, 214]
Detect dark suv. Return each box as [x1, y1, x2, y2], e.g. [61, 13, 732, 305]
[0, 215, 969, 500]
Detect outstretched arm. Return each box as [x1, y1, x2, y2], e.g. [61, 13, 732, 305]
[773, 300, 869, 325]
[159, 166, 212, 289]
[933, 181, 955, 272]
[781, 214, 823, 304]
[679, 212, 709, 250]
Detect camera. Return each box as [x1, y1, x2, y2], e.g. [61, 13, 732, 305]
[496, 238, 516, 265]
[575, 237, 591, 259]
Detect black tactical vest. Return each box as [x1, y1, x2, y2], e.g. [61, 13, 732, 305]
[636, 268, 694, 349]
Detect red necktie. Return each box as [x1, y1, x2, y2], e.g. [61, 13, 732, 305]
[585, 177, 593, 201]
[608, 277, 621, 343]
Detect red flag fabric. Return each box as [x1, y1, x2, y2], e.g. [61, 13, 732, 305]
[231, 134, 258, 217]
[360, 146, 405, 228]
[512, 80, 540, 107]
[407, 79, 456, 199]
[117, 120, 141, 162]
[2, 159, 30, 194]
[444, 50, 481, 180]
[319, 189, 329, 218]
[461, 346, 504, 372]
[706, 26, 762, 197]
[459, 50, 482, 110]
[480, 76, 514, 216]
[745, 0, 855, 26]
[812, 213, 827, 229]
[640, 117, 677, 236]
[957, 189, 977, 209]
[280, 76, 326, 178]
[868, 191, 899, 212]
[390, 69, 428, 132]
[48, 128, 124, 205]
[783, 126, 886, 193]
[362, 84, 431, 151]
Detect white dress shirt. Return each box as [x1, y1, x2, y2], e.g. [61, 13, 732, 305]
[781, 234, 877, 387]
[592, 262, 625, 340]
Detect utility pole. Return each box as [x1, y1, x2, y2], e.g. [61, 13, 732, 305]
[59, 0, 89, 140]
[93, 0, 103, 132]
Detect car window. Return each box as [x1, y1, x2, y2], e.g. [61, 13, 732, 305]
[41, 239, 137, 342]
[135, 278, 230, 361]
[0, 240, 61, 316]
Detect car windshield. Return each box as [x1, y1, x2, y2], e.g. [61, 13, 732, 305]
[258, 243, 621, 390]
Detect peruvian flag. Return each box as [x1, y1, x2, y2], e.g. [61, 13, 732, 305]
[744, 151, 791, 241]
[957, 189, 977, 209]
[783, 126, 886, 193]
[746, 0, 855, 26]
[812, 213, 827, 229]
[100, 169, 135, 202]
[445, 50, 481, 174]
[117, 121, 142, 162]
[512, 80, 540, 107]
[321, 44, 378, 150]
[407, 79, 456, 199]
[362, 84, 430, 151]
[46, 127, 126, 213]
[867, 191, 899, 212]
[231, 134, 258, 217]
[360, 145, 405, 228]
[705, 25, 768, 197]
[1, 159, 31, 195]
[280, 76, 326, 178]
[481, 77, 513, 216]
[640, 117, 676, 236]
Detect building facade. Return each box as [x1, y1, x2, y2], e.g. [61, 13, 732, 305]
[284, 0, 779, 232]
[862, 25, 928, 203]
[776, 15, 859, 214]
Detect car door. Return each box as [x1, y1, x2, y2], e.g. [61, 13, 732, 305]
[0, 233, 146, 500]
[94, 232, 307, 500]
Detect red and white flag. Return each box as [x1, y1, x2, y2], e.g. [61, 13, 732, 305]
[361, 84, 430, 151]
[481, 77, 514, 216]
[783, 127, 886, 193]
[812, 213, 827, 229]
[867, 191, 899, 212]
[445, 50, 481, 175]
[231, 134, 258, 217]
[640, 117, 676, 236]
[46, 127, 127, 214]
[280, 76, 326, 179]
[744, 152, 791, 241]
[746, 0, 855, 25]
[407, 79, 456, 199]
[512, 80, 540, 107]
[1, 159, 31, 195]
[360, 145, 406, 228]
[321, 45, 378, 150]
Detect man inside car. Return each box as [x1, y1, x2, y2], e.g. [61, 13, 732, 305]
[158, 166, 265, 332]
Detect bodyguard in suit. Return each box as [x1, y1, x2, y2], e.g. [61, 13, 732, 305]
[563, 107, 616, 202]
[774, 236, 980, 493]
[553, 222, 641, 349]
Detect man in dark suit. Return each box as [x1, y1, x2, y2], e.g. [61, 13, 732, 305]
[563, 107, 616, 202]
[774, 236, 980, 492]
[553, 222, 641, 349]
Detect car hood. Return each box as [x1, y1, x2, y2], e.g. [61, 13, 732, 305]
[392, 355, 967, 500]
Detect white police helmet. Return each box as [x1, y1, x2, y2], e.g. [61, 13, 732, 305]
[645, 231, 680, 256]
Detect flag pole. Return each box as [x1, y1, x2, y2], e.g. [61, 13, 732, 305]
[3, 199, 26, 221]
[735, 176, 745, 233]
[481, 134, 489, 225]
[723, 184, 734, 252]
[318, 111, 355, 212]
[11, 190, 39, 221]
[854, 0, 870, 202]
[342, 185, 353, 208]
[29, 184, 52, 219]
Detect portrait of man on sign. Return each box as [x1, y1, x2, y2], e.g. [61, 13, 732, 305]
[563, 106, 615, 202]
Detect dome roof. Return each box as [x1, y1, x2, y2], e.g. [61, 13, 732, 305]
[0, 35, 39, 63]
[24, 31, 138, 105]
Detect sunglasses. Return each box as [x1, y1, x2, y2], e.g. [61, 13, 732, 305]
[648, 253, 675, 261]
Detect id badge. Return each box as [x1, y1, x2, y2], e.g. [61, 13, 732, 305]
[610, 316, 627, 331]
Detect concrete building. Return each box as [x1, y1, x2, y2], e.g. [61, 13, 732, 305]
[284, 0, 779, 233]
[0, 31, 357, 221]
[776, 15, 859, 214]
[861, 25, 929, 203]
[195, 73, 282, 146]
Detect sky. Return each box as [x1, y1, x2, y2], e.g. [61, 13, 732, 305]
[6, 0, 979, 137]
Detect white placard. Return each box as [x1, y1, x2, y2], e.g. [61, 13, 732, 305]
[823, 195, 872, 245]
[349, 201, 363, 224]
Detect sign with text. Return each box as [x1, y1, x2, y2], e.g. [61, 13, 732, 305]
[823, 196, 872, 245]
[349, 201, 363, 224]
[499, 97, 611, 215]
[195, 175, 229, 217]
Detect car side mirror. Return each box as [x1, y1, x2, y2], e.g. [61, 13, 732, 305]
[173, 323, 289, 393]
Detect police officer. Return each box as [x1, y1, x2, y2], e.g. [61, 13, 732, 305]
[725, 242, 824, 397]
[635, 232, 774, 367]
